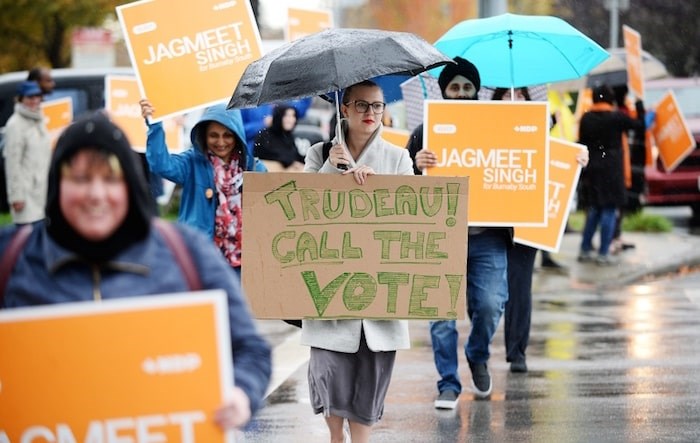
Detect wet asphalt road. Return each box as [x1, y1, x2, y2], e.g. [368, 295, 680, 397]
[242, 272, 700, 442]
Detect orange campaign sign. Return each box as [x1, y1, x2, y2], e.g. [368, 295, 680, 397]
[623, 25, 644, 99]
[651, 90, 697, 172]
[0, 292, 234, 443]
[286, 7, 333, 42]
[105, 75, 183, 153]
[514, 138, 585, 252]
[41, 97, 73, 149]
[424, 100, 549, 227]
[381, 127, 410, 149]
[116, 0, 263, 122]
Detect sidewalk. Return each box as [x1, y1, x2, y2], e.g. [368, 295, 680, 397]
[532, 229, 700, 292]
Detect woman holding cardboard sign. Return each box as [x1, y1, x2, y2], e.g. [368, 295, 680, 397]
[303, 80, 413, 443]
[0, 113, 271, 431]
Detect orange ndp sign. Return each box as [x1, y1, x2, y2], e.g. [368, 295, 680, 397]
[424, 100, 550, 227]
[116, 0, 262, 122]
[0, 292, 234, 443]
[286, 7, 333, 42]
[651, 90, 697, 172]
[515, 138, 585, 251]
[381, 127, 410, 149]
[105, 75, 183, 153]
[623, 25, 644, 99]
[41, 97, 73, 149]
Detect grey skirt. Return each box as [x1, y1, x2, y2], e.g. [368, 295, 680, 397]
[308, 333, 397, 426]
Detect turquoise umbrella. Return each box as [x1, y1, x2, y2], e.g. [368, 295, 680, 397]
[433, 13, 609, 88]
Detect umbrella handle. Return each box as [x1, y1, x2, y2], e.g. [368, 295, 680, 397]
[335, 91, 349, 170]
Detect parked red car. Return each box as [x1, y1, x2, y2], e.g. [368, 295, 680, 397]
[642, 77, 700, 221]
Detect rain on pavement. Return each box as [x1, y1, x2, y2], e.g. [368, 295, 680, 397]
[244, 273, 700, 442]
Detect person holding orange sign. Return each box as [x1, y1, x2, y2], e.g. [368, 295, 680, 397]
[407, 58, 512, 408]
[577, 84, 646, 266]
[140, 99, 267, 275]
[0, 112, 272, 431]
[491, 86, 588, 374]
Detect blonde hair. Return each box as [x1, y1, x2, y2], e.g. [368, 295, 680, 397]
[60, 148, 124, 178]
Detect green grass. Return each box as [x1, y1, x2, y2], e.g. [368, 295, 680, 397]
[0, 212, 11, 227]
[567, 209, 673, 233]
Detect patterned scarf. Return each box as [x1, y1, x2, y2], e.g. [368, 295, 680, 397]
[208, 151, 244, 268]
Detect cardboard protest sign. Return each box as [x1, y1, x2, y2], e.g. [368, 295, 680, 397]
[381, 127, 410, 148]
[41, 97, 73, 149]
[104, 75, 183, 153]
[116, 0, 262, 122]
[514, 138, 585, 252]
[623, 25, 644, 99]
[242, 172, 469, 320]
[651, 90, 697, 172]
[423, 100, 549, 227]
[0, 292, 234, 443]
[286, 7, 333, 42]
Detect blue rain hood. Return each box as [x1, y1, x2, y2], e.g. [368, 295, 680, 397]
[190, 104, 252, 164]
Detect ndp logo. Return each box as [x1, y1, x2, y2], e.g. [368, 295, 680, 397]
[141, 353, 202, 375]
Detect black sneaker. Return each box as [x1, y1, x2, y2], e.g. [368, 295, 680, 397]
[510, 359, 528, 373]
[468, 360, 492, 398]
[434, 390, 459, 409]
[577, 251, 595, 263]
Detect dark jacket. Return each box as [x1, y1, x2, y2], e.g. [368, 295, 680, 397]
[578, 101, 645, 207]
[1, 112, 271, 415]
[253, 105, 303, 167]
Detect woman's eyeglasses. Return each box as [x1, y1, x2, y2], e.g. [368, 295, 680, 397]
[344, 100, 386, 114]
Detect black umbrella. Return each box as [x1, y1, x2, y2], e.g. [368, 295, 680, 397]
[227, 28, 453, 109]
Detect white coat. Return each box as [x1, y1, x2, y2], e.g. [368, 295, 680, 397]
[3, 103, 51, 224]
[301, 120, 413, 352]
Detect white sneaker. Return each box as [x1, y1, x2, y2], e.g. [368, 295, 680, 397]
[434, 390, 459, 409]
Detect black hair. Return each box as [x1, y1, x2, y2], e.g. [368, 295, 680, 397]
[491, 87, 531, 101]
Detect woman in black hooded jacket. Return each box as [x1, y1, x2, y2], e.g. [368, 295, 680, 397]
[253, 105, 304, 172]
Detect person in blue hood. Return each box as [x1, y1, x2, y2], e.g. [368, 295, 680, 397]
[140, 99, 266, 272]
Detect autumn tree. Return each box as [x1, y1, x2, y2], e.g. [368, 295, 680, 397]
[0, 0, 128, 72]
[0, 0, 261, 73]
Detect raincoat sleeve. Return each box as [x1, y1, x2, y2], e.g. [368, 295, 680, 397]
[252, 157, 268, 172]
[144, 121, 191, 185]
[177, 223, 272, 415]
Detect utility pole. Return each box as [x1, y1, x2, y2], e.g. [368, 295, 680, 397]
[478, 0, 507, 18]
[603, 0, 630, 48]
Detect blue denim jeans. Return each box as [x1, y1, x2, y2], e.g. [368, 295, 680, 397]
[430, 229, 509, 394]
[580, 205, 617, 256]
